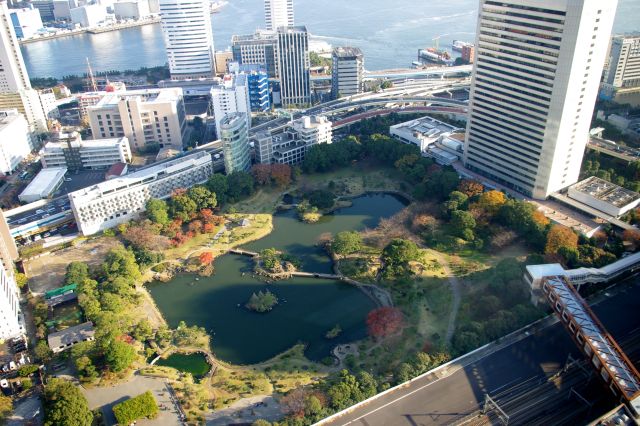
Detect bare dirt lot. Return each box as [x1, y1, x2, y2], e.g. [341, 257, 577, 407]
[24, 237, 123, 294]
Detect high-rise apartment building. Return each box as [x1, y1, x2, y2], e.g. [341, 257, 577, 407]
[602, 35, 640, 105]
[463, 0, 618, 199]
[9, 6, 43, 39]
[247, 69, 270, 112]
[159, 0, 215, 80]
[0, 109, 32, 174]
[88, 88, 187, 151]
[276, 26, 310, 107]
[210, 73, 251, 138]
[331, 46, 364, 99]
[31, 0, 55, 21]
[606, 35, 640, 89]
[228, 62, 271, 112]
[231, 31, 278, 78]
[0, 1, 49, 133]
[221, 113, 251, 174]
[0, 1, 30, 92]
[461, 45, 475, 64]
[0, 261, 22, 340]
[264, 0, 293, 32]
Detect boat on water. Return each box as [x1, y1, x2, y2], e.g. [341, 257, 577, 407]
[418, 48, 453, 65]
[452, 40, 473, 52]
[210, 0, 227, 13]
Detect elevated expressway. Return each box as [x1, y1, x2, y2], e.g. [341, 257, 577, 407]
[250, 95, 468, 136]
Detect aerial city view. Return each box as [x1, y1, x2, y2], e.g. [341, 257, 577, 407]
[1, 0, 640, 424]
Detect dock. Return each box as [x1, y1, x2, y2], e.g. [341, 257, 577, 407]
[18, 17, 160, 44]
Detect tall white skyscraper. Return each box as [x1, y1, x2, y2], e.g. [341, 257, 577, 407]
[0, 255, 22, 340]
[0, 1, 49, 133]
[264, 0, 293, 32]
[0, 0, 30, 92]
[159, 0, 215, 80]
[463, 0, 618, 200]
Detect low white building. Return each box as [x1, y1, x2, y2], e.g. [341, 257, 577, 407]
[0, 263, 24, 340]
[70, 4, 107, 27]
[254, 115, 332, 166]
[48, 322, 94, 353]
[390, 116, 461, 152]
[567, 176, 640, 217]
[18, 167, 67, 203]
[0, 110, 32, 175]
[69, 151, 213, 235]
[291, 115, 332, 146]
[40, 133, 132, 170]
[113, 0, 150, 19]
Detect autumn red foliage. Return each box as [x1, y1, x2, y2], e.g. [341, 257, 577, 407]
[366, 307, 404, 338]
[252, 164, 272, 186]
[199, 252, 214, 265]
[271, 164, 292, 187]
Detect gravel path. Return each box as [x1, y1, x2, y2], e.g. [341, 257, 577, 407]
[432, 252, 462, 345]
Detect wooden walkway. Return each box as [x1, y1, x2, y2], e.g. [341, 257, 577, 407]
[229, 249, 259, 257]
[291, 271, 343, 280]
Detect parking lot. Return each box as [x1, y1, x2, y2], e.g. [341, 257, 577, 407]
[54, 170, 107, 196]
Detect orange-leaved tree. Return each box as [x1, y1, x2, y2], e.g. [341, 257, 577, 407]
[544, 224, 578, 255]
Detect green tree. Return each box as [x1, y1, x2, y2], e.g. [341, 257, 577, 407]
[169, 191, 198, 222]
[65, 262, 89, 285]
[206, 173, 229, 205]
[104, 340, 136, 372]
[445, 191, 469, 213]
[133, 319, 154, 341]
[145, 199, 169, 225]
[112, 391, 158, 425]
[226, 171, 255, 202]
[35, 339, 52, 362]
[44, 378, 93, 426]
[382, 239, 420, 267]
[102, 247, 141, 282]
[327, 370, 364, 410]
[357, 371, 378, 398]
[245, 290, 279, 313]
[187, 186, 217, 210]
[332, 231, 363, 256]
[450, 210, 476, 233]
[308, 189, 335, 209]
[18, 364, 39, 377]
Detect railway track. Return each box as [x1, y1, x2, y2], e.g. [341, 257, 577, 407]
[450, 330, 640, 426]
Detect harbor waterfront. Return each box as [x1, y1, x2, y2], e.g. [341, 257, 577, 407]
[22, 0, 640, 79]
[146, 193, 407, 365]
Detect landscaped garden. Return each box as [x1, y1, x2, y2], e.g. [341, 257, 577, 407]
[26, 113, 638, 426]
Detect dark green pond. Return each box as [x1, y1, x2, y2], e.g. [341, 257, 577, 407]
[147, 193, 408, 365]
[156, 352, 211, 378]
